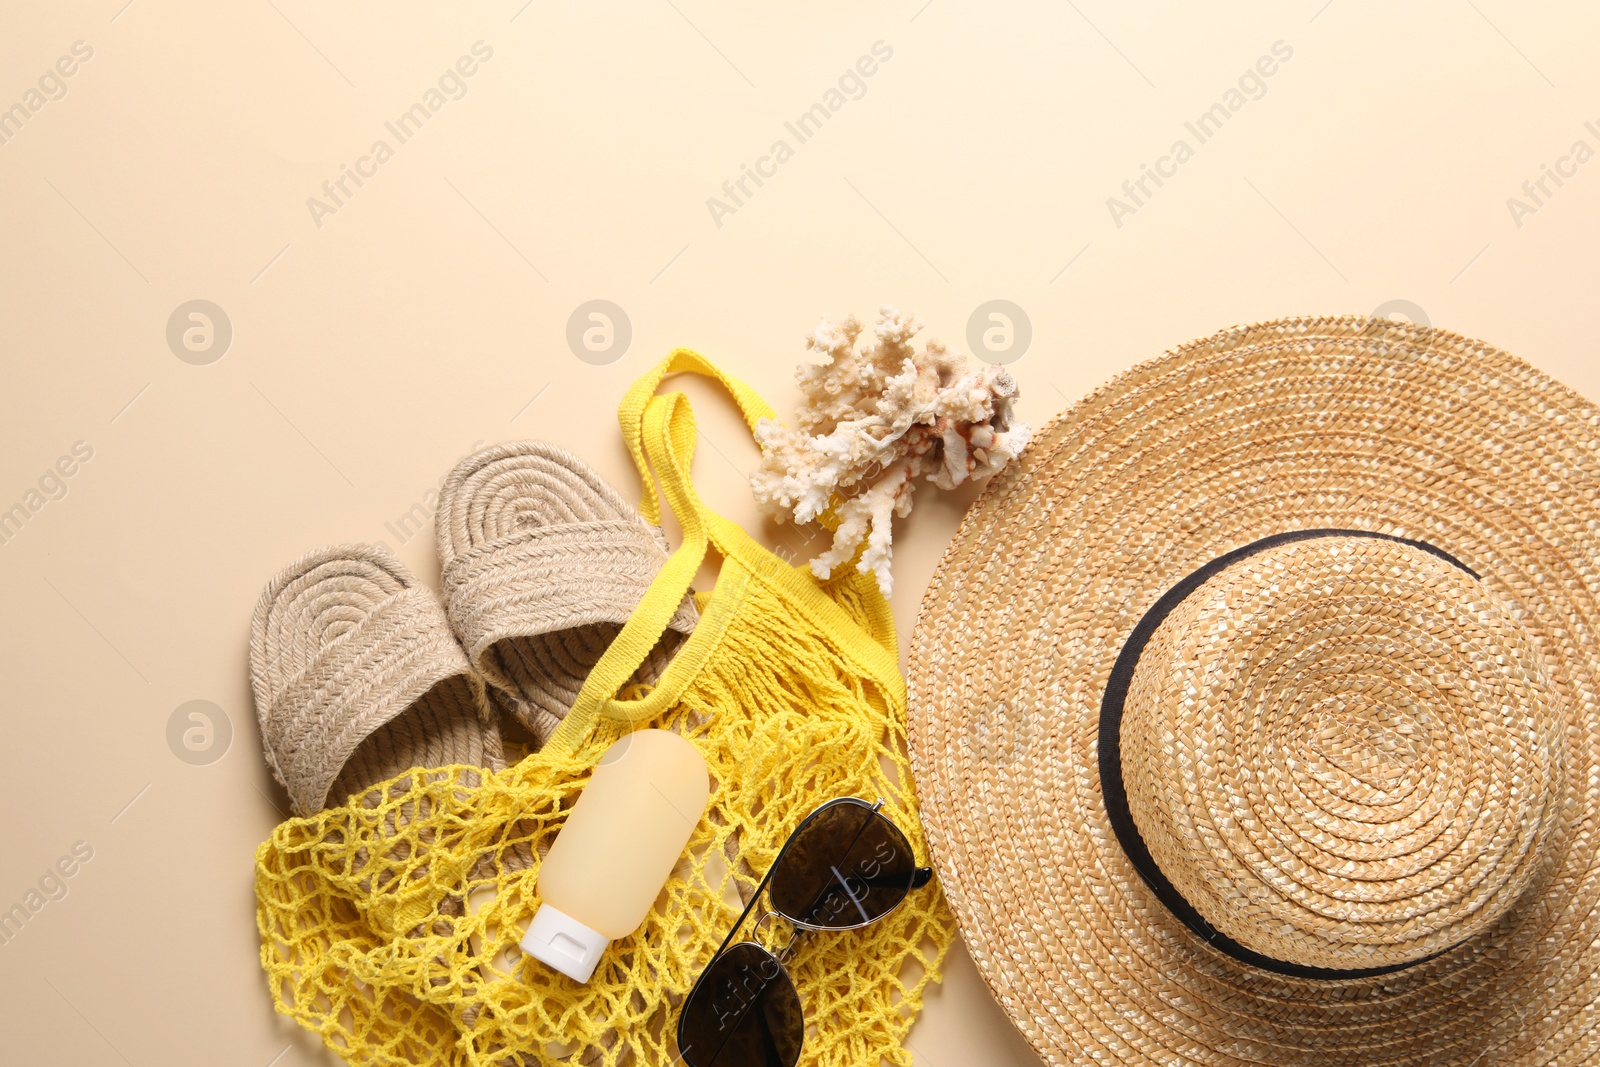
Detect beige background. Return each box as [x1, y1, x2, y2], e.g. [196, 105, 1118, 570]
[2, 1, 1598, 1064]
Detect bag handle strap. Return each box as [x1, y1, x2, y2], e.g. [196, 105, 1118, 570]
[619, 348, 776, 526]
[544, 352, 770, 755]
[622, 348, 848, 535]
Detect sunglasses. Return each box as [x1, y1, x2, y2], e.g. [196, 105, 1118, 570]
[675, 797, 934, 1067]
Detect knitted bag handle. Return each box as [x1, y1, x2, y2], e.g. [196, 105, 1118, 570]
[543, 351, 780, 756]
[619, 347, 777, 526]
[546, 349, 902, 757]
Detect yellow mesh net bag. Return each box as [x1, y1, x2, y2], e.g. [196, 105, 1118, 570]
[254, 350, 957, 1066]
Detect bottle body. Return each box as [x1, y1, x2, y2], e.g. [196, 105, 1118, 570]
[522, 729, 710, 982]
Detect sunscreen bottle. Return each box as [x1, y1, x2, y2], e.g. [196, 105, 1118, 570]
[521, 729, 710, 983]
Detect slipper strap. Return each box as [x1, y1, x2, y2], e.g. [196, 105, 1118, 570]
[439, 518, 698, 696]
[262, 585, 483, 814]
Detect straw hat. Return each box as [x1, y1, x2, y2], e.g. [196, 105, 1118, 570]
[907, 316, 1600, 1066]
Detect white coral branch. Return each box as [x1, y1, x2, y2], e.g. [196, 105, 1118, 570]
[750, 305, 1032, 595]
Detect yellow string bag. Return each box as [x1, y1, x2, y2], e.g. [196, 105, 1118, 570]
[254, 349, 957, 1067]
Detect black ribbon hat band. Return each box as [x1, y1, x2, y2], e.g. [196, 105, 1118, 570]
[1096, 529, 1479, 981]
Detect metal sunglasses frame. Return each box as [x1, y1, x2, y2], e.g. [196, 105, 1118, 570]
[676, 796, 935, 1061]
[723, 796, 933, 944]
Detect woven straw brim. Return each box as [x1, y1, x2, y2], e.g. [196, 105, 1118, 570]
[907, 316, 1600, 1067]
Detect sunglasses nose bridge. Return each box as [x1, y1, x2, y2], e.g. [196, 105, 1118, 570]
[751, 909, 780, 944]
[752, 909, 805, 964]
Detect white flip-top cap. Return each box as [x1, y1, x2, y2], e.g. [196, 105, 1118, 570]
[521, 903, 609, 983]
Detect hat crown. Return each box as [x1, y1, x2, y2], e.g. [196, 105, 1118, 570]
[1121, 535, 1564, 971]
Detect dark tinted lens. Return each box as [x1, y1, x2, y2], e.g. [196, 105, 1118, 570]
[768, 801, 917, 929]
[678, 942, 803, 1067]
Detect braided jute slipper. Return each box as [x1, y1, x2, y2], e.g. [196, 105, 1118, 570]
[435, 441, 697, 746]
[250, 543, 505, 816]
[908, 316, 1600, 1066]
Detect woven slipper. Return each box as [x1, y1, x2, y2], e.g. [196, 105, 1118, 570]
[249, 543, 505, 816]
[435, 441, 698, 745]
